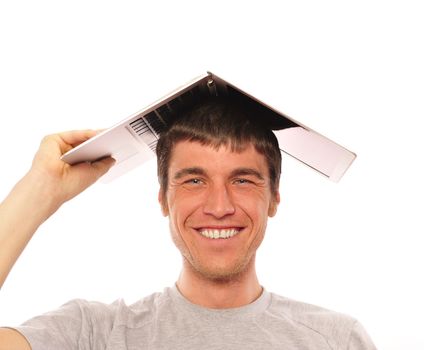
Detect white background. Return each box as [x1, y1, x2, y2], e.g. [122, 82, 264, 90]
[0, 1, 446, 349]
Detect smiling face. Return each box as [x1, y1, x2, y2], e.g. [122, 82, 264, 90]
[160, 140, 280, 282]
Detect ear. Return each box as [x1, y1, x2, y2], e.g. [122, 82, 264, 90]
[158, 189, 169, 217]
[268, 190, 280, 217]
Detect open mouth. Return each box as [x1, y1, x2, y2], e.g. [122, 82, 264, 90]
[198, 228, 242, 239]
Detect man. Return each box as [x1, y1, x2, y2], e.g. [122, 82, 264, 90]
[0, 97, 376, 349]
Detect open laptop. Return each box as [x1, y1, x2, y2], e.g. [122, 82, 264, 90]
[61, 71, 356, 183]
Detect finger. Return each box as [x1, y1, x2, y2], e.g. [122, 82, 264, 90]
[58, 129, 98, 147]
[36, 134, 70, 160]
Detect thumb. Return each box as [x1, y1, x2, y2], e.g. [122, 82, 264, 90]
[90, 157, 116, 178]
[58, 157, 116, 204]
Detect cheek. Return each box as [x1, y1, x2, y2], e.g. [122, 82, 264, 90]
[167, 190, 203, 224]
[234, 193, 271, 224]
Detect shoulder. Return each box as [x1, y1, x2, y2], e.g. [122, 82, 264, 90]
[265, 293, 375, 350]
[12, 292, 168, 350]
[23, 290, 168, 329]
[268, 292, 356, 324]
[72, 289, 168, 328]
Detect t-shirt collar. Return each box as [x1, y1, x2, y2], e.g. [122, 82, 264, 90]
[167, 284, 271, 318]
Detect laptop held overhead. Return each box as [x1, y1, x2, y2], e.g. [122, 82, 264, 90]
[61, 72, 356, 183]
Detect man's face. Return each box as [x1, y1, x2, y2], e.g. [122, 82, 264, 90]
[160, 140, 279, 282]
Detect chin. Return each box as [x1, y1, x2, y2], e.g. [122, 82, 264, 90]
[192, 258, 252, 283]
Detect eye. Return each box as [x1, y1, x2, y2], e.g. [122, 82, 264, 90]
[184, 178, 203, 185]
[233, 178, 253, 185]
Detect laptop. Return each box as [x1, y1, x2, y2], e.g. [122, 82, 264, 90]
[61, 71, 356, 183]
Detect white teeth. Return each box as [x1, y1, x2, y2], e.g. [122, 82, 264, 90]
[199, 228, 240, 239]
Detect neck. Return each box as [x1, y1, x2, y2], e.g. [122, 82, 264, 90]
[176, 259, 262, 309]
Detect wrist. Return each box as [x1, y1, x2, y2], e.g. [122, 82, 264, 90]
[16, 170, 64, 223]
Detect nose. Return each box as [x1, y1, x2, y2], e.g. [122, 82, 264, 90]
[202, 183, 235, 218]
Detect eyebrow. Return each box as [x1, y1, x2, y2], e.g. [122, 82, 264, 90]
[229, 167, 265, 181]
[173, 167, 206, 180]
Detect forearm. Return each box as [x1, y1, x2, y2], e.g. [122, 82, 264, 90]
[0, 130, 115, 289]
[0, 171, 60, 288]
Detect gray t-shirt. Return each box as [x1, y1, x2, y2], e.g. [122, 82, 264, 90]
[14, 286, 376, 349]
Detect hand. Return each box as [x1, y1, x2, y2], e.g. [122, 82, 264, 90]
[27, 129, 115, 210]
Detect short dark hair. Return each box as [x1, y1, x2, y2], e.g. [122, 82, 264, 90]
[156, 96, 282, 199]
